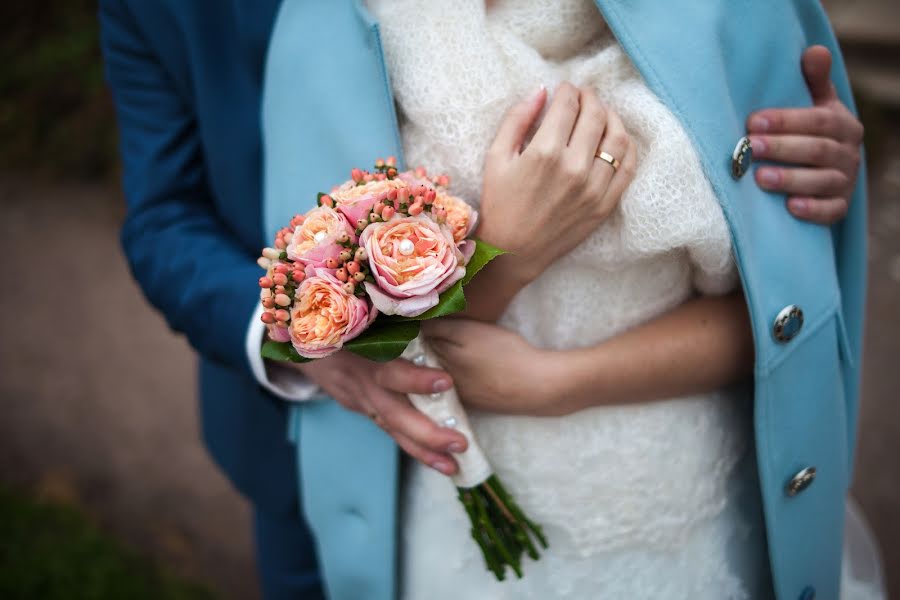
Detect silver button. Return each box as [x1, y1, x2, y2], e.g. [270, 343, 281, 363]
[786, 467, 817, 496]
[773, 305, 804, 343]
[731, 136, 753, 179]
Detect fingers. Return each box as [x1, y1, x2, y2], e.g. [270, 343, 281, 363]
[529, 82, 581, 153]
[747, 106, 862, 144]
[588, 109, 633, 205]
[786, 197, 849, 225]
[490, 86, 548, 157]
[801, 45, 837, 104]
[755, 165, 849, 197]
[567, 87, 608, 171]
[596, 138, 637, 209]
[374, 358, 453, 395]
[368, 389, 467, 472]
[748, 134, 856, 170]
[391, 431, 458, 476]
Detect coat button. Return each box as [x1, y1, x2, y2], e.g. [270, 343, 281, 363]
[786, 467, 817, 496]
[799, 586, 816, 600]
[773, 304, 804, 343]
[731, 136, 753, 179]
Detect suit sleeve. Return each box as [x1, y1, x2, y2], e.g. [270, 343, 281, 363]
[99, 0, 260, 374]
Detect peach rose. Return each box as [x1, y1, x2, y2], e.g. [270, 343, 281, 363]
[289, 268, 374, 359]
[360, 214, 468, 317]
[286, 207, 355, 268]
[433, 191, 478, 244]
[331, 178, 409, 224]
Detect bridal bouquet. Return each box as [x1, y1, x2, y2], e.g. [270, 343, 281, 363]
[256, 158, 547, 580]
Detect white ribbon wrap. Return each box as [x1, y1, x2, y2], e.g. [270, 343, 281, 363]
[402, 334, 493, 488]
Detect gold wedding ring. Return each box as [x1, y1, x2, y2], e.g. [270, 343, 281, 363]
[595, 150, 620, 171]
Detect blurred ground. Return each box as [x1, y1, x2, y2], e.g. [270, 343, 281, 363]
[0, 180, 258, 600]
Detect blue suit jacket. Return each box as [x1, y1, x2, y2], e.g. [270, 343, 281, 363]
[102, 1, 866, 599]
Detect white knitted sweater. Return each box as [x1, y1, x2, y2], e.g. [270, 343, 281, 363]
[366, 1, 768, 598]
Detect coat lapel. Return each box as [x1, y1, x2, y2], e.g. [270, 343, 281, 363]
[263, 2, 403, 599]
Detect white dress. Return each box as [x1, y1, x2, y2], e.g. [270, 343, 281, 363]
[363, 1, 886, 598]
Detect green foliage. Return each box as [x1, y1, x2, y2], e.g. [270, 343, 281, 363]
[261, 340, 310, 363]
[0, 1, 118, 178]
[0, 485, 215, 600]
[344, 319, 422, 362]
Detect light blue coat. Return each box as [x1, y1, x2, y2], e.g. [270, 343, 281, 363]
[263, 1, 866, 598]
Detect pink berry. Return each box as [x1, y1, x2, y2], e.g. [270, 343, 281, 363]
[357, 218, 369, 229]
[320, 194, 334, 208]
[275, 309, 290, 322]
[290, 215, 305, 227]
[354, 247, 368, 262]
[262, 297, 275, 309]
[415, 167, 426, 178]
[373, 201, 385, 215]
[274, 264, 290, 275]
[259, 276, 274, 288]
[336, 232, 350, 244]
[351, 168, 364, 182]
[291, 270, 305, 283]
[342, 282, 356, 294]
[275, 294, 291, 307]
[408, 203, 423, 216]
[437, 175, 450, 187]
[346, 261, 361, 275]
[275, 238, 286, 249]
[352, 271, 366, 283]
[387, 189, 398, 201]
[260, 312, 276, 324]
[425, 190, 436, 203]
[325, 257, 339, 269]
[335, 268, 348, 282]
[339, 250, 352, 262]
[375, 158, 385, 168]
[382, 206, 395, 220]
[386, 156, 397, 167]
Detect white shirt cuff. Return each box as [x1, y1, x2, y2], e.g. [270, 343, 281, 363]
[246, 304, 322, 402]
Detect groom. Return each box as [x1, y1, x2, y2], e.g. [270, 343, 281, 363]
[100, 1, 865, 598]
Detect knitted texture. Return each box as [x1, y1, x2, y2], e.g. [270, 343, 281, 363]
[367, 0, 766, 597]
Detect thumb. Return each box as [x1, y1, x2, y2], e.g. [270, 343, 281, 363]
[490, 86, 547, 156]
[801, 45, 837, 104]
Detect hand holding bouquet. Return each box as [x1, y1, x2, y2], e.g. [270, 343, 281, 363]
[257, 158, 547, 580]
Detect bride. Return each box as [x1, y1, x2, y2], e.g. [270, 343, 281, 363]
[349, 0, 884, 598]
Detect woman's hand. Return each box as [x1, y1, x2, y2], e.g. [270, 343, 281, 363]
[292, 352, 468, 475]
[748, 45, 864, 224]
[477, 82, 637, 282]
[423, 319, 572, 416]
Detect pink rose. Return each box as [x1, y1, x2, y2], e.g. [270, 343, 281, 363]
[361, 214, 467, 317]
[289, 268, 375, 359]
[286, 206, 355, 268]
[331, 178, 409, 224]
[432, 192, 478, 244]
[267, 323, 291, 343]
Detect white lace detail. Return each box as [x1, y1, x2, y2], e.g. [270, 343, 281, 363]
[365, 0, 803, 598]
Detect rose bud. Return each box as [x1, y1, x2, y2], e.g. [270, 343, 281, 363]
[346, 260, 361, 275]
[261, 311, 276, 324]
[275, 293, 292, 307]
[354, 247, 368, 262]
[325, 257, 339, 269]
[262, 247, 280, 260]
[342, 282, 356, 294]
[353, 271, 366, 283]
[382, 206, 395, 220]
[262, 297, 275, 309]
[275, 309, 290, 322]
[259, 276, 274, 288]
[335, 267, 349, 282]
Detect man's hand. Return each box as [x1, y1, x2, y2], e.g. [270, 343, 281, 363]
[293, 351, 468, 475]
[748, 45, 864, 224]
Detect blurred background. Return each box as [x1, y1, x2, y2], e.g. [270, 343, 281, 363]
[0, 1, 897, 599]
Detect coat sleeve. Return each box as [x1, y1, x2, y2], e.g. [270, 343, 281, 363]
[99, 0, 260, 374]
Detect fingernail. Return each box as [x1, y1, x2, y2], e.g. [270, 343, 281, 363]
[749, 115, 770, 131]
[788, 198, 808, 214]
[448, 442, 464, 453]
[431, 460, 452, 474]
[758, 167, 780, 187]
[432, 379, 452, 393]
[748, 135, 766, 155]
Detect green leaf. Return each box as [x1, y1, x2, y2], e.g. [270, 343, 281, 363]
[261, 340, 311, 363]
[403, 279, 466, 321]
[345, 319, 421, 362]
[462, 239, 505, 287]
